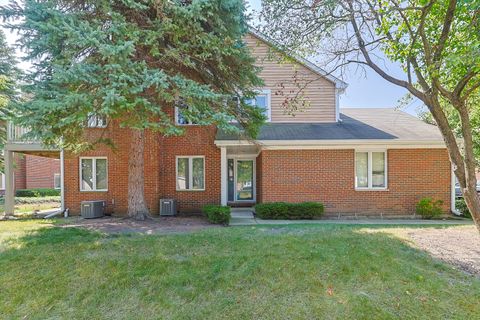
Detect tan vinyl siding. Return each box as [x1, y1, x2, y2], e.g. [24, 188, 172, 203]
[245, 33, 336, 123]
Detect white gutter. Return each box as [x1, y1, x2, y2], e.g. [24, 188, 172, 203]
[215, 139, 447, 149]
[60, 149, 65, 212]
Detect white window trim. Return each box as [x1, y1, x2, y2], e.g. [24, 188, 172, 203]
[53, 173, 61, 190]
[175, 156, 205, 191]
[249, 89, 271, 122]
[79, 157, 108, 192]
[354, 150, 388, 191]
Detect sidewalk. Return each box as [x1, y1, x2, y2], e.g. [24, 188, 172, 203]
[230, 215, 473, 226]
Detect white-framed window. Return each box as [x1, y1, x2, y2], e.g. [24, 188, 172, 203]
[246, 89, 271, 121]
[87, 114, 107, 128]
[355, 151, 387, 190]
[176, 156, 205, 191]
[175, 99, 198, 125]
[53, 173, 61, 190]
[80, 157, 108, 191]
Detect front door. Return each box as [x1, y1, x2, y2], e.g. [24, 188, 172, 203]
[228, 158, 255, 202]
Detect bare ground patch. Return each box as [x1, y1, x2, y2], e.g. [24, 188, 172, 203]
[57, 215, 218, 234]
[365, 225, 480, 276]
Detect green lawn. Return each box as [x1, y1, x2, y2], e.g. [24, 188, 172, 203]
[0, 220, 479, 319]
[0, 196, 61, 215]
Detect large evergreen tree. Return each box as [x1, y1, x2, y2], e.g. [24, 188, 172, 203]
[0, 29, 19, 169]
[1, 0, 264, 220]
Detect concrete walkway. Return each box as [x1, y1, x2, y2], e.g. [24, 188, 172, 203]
[229, 208, 473, 226]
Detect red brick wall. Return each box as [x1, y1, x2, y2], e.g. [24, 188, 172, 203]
[13, 154, 26, 190]
[25, 155, 60, 189]
[257, 148, 451, 215]
[64, 121, 220, 215]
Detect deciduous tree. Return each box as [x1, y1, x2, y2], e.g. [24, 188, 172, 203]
[260, 0, 480, 230]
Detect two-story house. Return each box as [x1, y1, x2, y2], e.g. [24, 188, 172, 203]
[3, 29, 453, 217]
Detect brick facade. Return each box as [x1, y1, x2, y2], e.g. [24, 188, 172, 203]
[25, 155, 60, 189]
[256, 148, 451, 216]
[13, 154, 26, 190]
[64, 121, 221, 215]
[64, 121, 451, 216]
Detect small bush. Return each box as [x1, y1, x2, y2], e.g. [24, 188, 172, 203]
[15, 188, 60, 197]
[416, 197, 443, 219]
[202, 205, 231, 225]
[255, 202, 324, 220]
[455, 198, 472, 219]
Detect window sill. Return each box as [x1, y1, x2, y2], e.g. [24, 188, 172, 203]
[80, 190, 108, 193]
[176, 189, 205, 192]
[355, 188, 389, 192]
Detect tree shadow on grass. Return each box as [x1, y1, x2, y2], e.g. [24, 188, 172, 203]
[0, 222, 479, 319]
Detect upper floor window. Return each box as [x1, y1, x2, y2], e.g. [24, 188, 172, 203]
[80, 157, 108, 191]
[87, 114, 107, 128]
[245, 89, 271, 121]
[355, 151, 387, 190]
[175, 100, 198, 125]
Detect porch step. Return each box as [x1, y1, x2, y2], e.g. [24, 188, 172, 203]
[230, 208, 254, 219]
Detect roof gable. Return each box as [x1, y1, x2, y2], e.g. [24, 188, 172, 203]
[248, 27, 348, 90]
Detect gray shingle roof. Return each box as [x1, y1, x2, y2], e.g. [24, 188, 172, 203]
[216, 108, 444, 142]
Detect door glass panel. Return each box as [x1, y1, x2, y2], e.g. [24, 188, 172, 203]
[236, 160, 253, 201]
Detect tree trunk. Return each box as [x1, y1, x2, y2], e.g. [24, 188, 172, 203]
[463, 188, 480, 229]
[127, 129, 150, 220]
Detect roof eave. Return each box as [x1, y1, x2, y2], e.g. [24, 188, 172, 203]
[215, 139, 446, 149]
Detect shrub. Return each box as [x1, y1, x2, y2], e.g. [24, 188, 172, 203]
[455, 198, 472, 219]
[416, 197, 443, 219]
[202, 205, 231, 225]
[255, 202, 324, 220]
[15, 188, 61, 197]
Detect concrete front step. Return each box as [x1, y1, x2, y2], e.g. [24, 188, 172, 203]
[230, 208, 255, 219]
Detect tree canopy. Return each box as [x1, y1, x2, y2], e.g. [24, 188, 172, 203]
[1, 0, 265, 152]
[0, 28, 19, 169]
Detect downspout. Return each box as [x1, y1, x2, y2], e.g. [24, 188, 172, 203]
[60, 149, 67, 216]
[335, 88, 340, 122]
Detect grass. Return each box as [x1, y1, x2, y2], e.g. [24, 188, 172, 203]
[0, 221, 479, 319]
[0, 196, 60, 215]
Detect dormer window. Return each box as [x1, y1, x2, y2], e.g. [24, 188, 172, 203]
[246, 89, 271, 121]
[87, 114, 107, 128]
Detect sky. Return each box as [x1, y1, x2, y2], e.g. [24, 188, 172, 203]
[0, 0, 422, 115]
